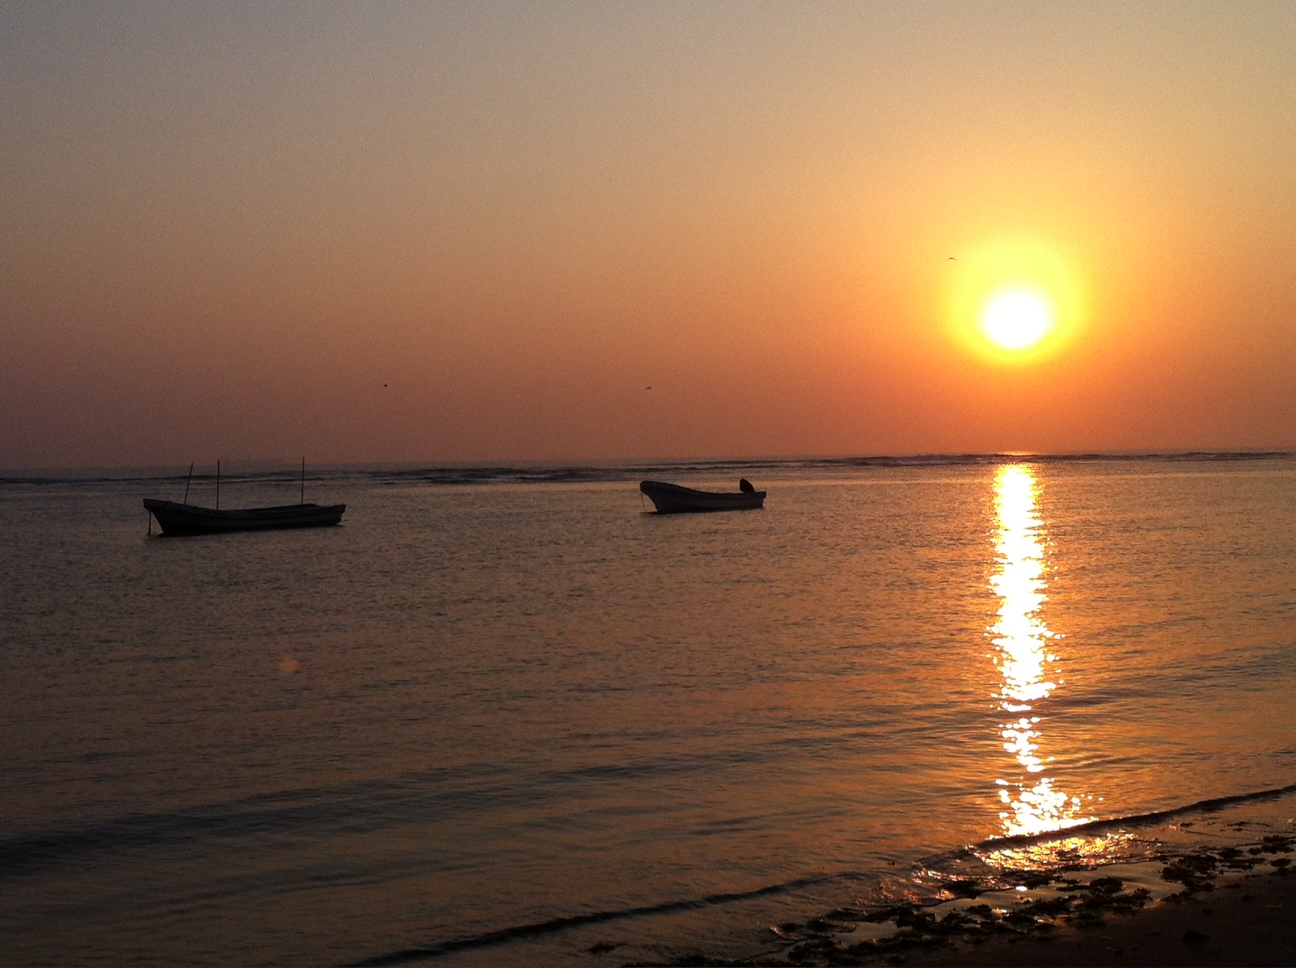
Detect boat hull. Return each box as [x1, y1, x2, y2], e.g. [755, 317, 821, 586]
[639, 480, 765, 513]
[144, 498, 346, 535]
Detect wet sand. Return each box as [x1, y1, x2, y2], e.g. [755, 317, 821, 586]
[662, 836, 1296, 967]
[736, 834, 1296, 968]
[912, 870, 1296, 967]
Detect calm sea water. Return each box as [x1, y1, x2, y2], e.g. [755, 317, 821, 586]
[2, 455, 1295, 965]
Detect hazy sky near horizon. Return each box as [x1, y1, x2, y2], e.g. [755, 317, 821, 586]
[3, 1, 1295, 469]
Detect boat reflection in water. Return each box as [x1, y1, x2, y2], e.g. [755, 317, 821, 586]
[988, 465, 1094, 843]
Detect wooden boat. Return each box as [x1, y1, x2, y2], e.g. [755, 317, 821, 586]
[143, 498, 346, 535]
[639, 480, 765, 513]
[145, 459, 345, 535]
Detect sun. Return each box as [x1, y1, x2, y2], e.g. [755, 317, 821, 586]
[941, 236, 1087, 365]
[983, 289, 1052, 350]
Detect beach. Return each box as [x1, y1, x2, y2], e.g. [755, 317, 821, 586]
[9, 1, 1296, 961]
[733, 832, 1296, 968]
[907, 875, 1296, 968]
[916, 870, 1296, 967]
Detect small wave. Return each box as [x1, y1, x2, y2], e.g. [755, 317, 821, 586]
[0, 749, 779, 884]
[957, 780, 1296, 858]
[348, 874, 833, 967]
[0, 796, 335, 882]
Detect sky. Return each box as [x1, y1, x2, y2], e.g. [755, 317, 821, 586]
[3, 1, 1295, 469]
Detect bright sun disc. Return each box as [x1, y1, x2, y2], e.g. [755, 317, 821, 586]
[983, 291, 1052, 350]
[942, 235, 1088, 365]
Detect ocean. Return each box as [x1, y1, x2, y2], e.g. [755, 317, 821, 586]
[2, 453, 1295, 965]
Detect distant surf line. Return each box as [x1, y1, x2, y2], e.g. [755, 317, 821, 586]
[4, 449, 1294, 487]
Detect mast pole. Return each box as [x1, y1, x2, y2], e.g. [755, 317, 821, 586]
[216, 460, 220, 510]
[183, 462, 194, 504]
[301, 457, 305, 505]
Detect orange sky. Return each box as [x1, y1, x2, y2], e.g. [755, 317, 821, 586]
[3, 1, 1294, 469]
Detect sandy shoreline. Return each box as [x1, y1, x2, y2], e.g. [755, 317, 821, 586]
[644, 833, 1296, 967]
[910, 869, 1296, 967]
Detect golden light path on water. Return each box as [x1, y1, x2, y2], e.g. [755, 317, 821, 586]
[989, 466, 1095, 846]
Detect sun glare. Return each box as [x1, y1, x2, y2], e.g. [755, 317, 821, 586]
[943, 236, 1086, 365]
[983, 290, 1052, 350]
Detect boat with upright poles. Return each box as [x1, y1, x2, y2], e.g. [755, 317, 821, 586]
[144, 460, 346, 535]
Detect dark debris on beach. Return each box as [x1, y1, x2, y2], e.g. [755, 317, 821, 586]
[628, 834, 1296, 967]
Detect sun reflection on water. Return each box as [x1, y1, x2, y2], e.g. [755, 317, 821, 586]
[990, 465, 1093, 840]
[976, 832, 1144, 874]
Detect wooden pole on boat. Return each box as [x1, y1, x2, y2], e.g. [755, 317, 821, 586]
[183, 462, 194, 504]
[216, 460, 220, 510]
[301, 457, 305, 505]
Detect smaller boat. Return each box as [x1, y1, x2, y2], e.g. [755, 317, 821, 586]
[144, 498, 346, 535]
[639, 479, 766, 513]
